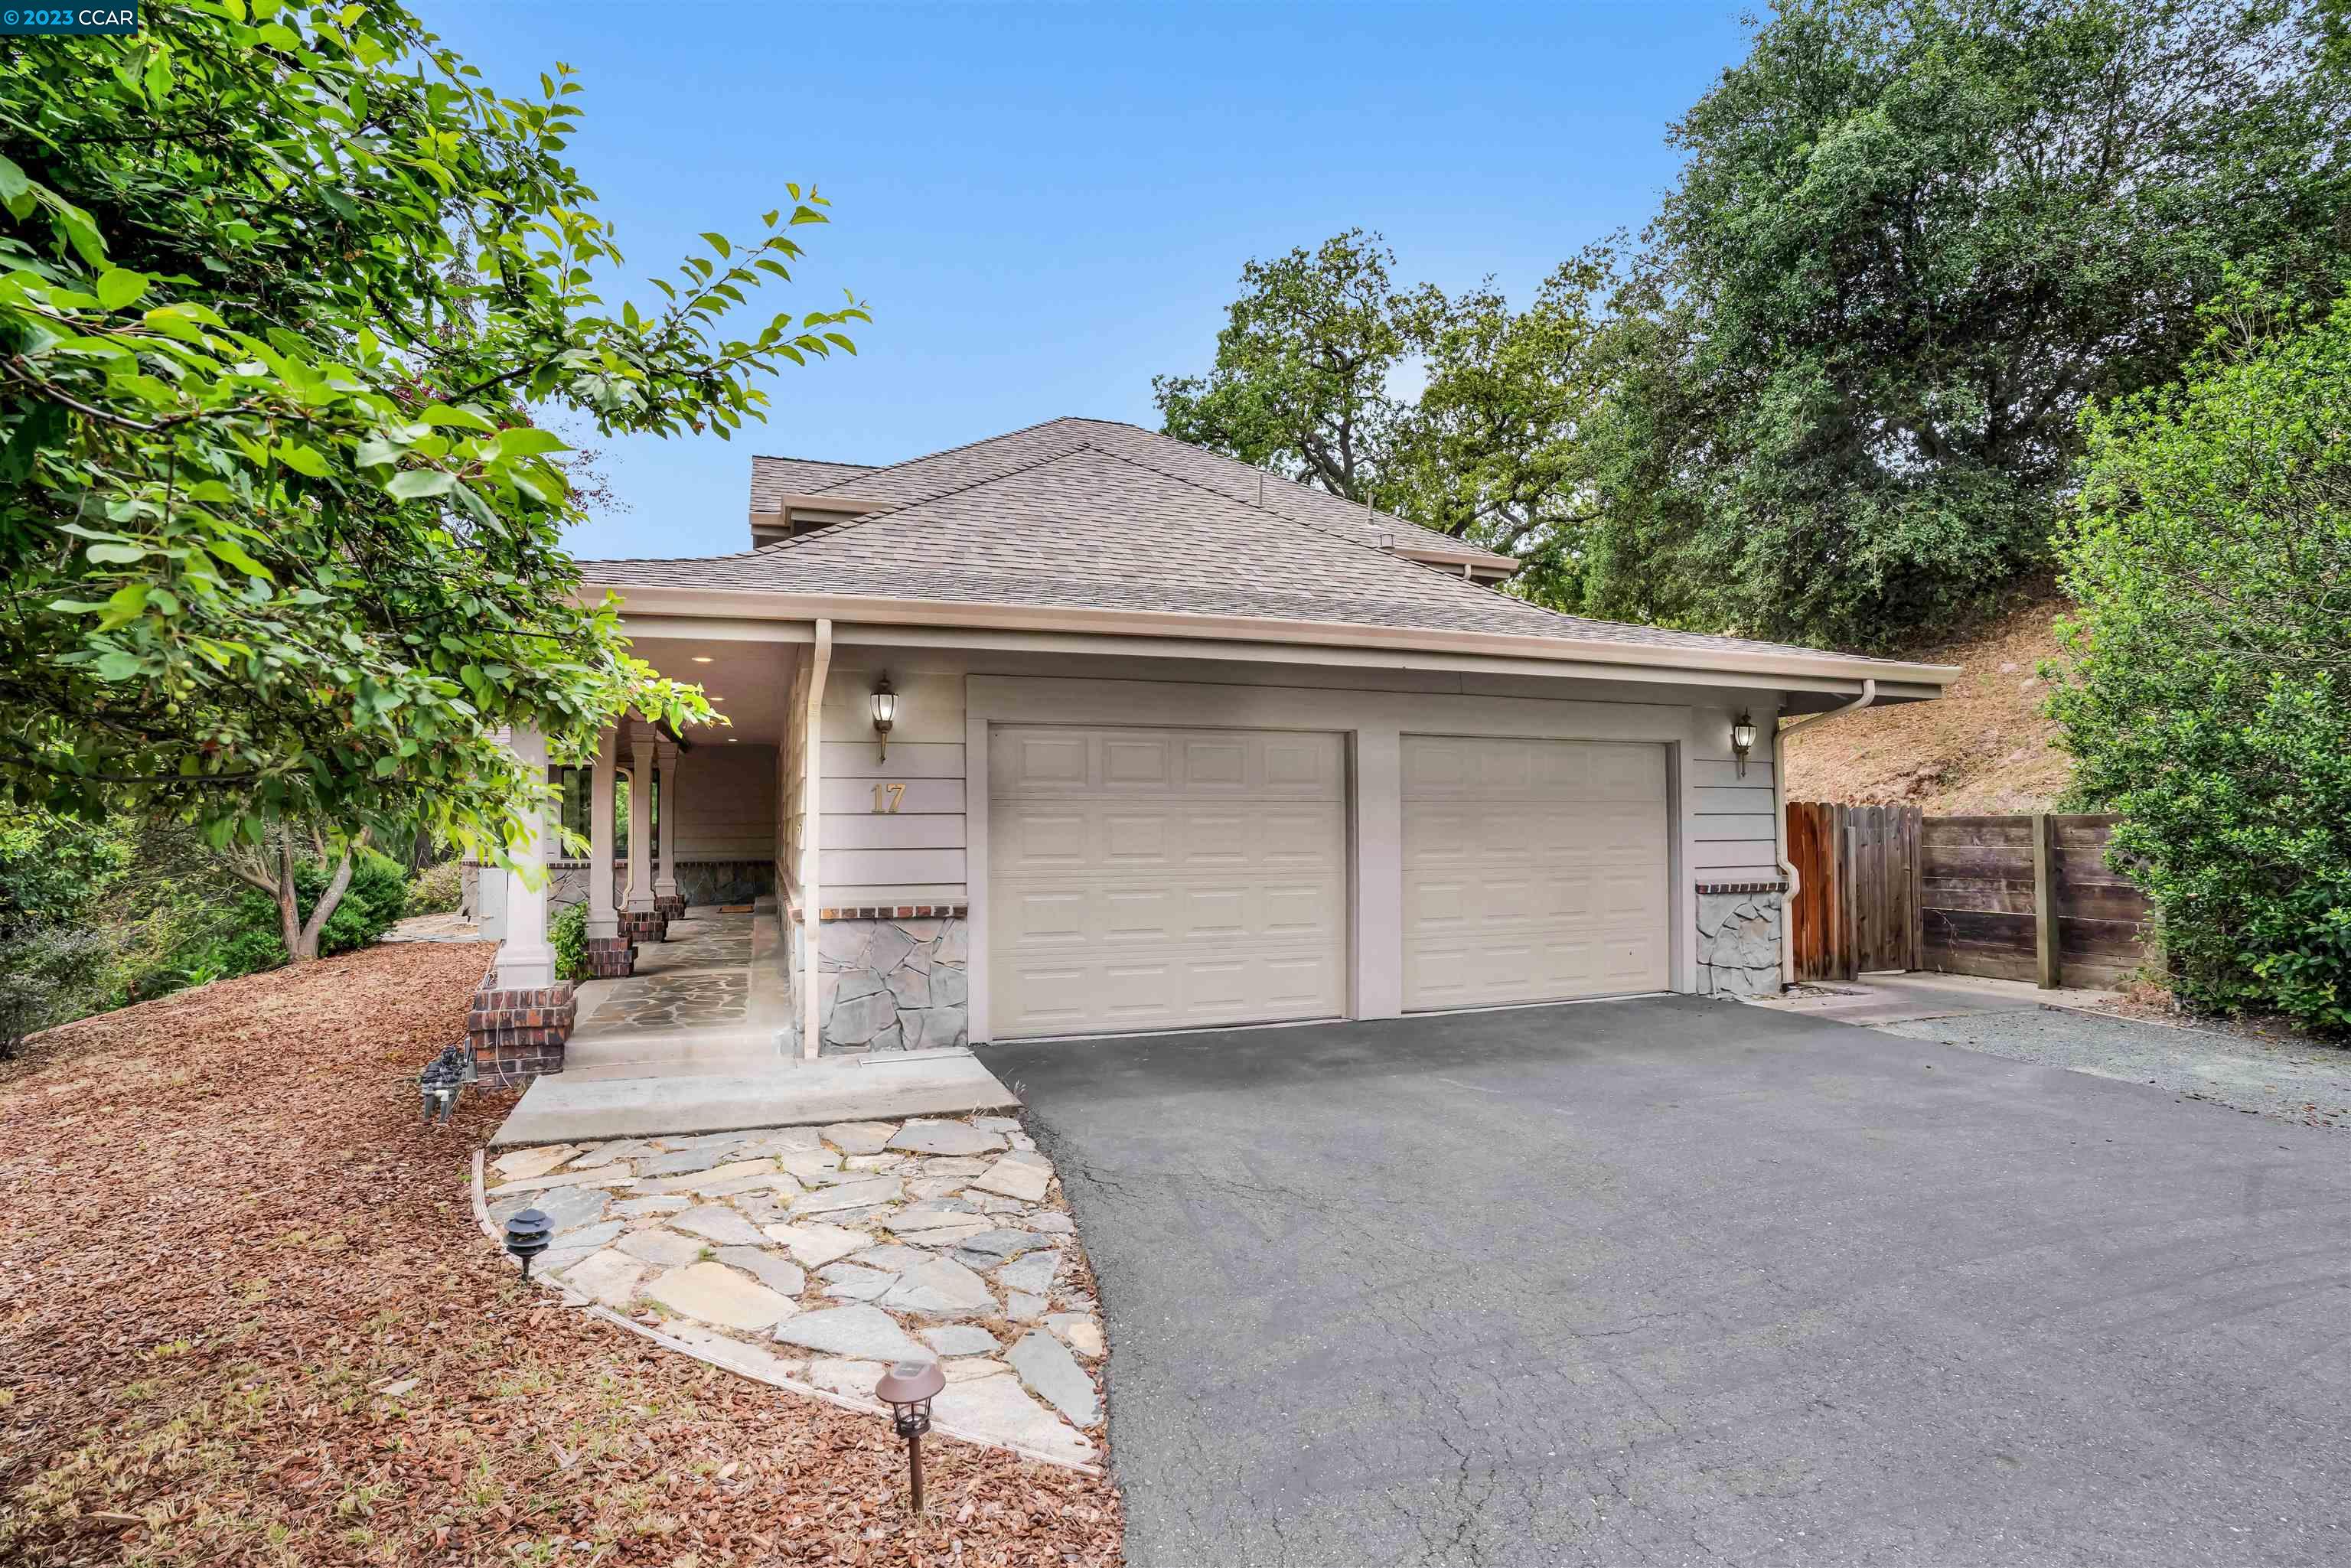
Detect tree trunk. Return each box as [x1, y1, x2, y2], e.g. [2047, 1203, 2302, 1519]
[292, 842, 362, 962]
[276, 837, 304, 962]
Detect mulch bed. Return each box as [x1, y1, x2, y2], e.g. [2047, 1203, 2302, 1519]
[0, 942, 1123, 1566]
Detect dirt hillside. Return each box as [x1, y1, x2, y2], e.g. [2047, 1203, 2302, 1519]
[1783, 594, 2076, 813]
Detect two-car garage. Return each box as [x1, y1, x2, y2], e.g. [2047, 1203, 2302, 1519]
[986, 724, 1671, 1041]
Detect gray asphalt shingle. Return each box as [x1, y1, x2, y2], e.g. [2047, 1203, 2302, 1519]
[588, 431, 1929, 669]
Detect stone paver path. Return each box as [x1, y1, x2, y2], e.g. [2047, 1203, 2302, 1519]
[584, 969, 749, 1029]
[484, 1114, 1102, 1466]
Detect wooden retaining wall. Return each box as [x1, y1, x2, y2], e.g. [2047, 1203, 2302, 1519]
[1917, 812, 2150, 988]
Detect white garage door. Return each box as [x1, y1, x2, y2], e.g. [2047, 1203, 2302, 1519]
[988, 726, 1347, 1039]
[1401, 735, 1670, 1010]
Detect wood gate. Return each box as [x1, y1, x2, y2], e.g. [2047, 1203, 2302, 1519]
[1787, 802, 1922, 982]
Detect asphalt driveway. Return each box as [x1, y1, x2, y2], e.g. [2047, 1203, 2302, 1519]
[985, 996, 2351, 1568]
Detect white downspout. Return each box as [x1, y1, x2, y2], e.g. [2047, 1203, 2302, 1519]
[799, 618, 833, 1060]
[1772, 678, 1876, 989]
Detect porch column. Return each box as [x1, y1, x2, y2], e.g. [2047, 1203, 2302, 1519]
[492, 725, 556, 990]
[654, 738, 683, 907]
[588, 727, 618, 941]
[624, 729, 657, 913]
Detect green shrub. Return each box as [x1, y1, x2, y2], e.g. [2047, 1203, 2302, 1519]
[0, 811, 132, 1050]
[2052, 288, 2351, 1035]
[406, 859, 463, 916]
[202, 847, 415, 981]
[549, 900, 589, 983]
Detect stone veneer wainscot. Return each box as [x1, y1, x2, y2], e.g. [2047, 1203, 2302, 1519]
[1694, 882, 1785, 998]
[806, 905, 970, 1055]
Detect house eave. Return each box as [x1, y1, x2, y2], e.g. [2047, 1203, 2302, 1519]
[581, 579, 1958, 693]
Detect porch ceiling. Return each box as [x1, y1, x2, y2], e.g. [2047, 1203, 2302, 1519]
[631, 636, 789, 747]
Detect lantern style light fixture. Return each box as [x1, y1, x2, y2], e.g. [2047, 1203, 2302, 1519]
[874, 1357, 945, 1512]
[504, 1208, 553, 1281]
[1730, 711, 1758, 778]
[870, 673, 897, 763]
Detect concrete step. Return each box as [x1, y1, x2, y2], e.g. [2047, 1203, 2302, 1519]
[491, 1048, 1019, 1146]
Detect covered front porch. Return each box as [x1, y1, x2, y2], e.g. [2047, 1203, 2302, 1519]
[459, 628, 1007, 1140]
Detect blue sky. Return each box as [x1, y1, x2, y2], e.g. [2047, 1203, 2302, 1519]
[432, 2, 1756, 559]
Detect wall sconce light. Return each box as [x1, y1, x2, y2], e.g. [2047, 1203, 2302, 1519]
[1730, 711, 1758, 777]
[870, 673, 897, 762]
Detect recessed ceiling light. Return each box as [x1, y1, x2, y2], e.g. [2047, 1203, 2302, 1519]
[727, 737, 739, 743]
[709, 695, 725, 702]
[692, 656, 714, 663]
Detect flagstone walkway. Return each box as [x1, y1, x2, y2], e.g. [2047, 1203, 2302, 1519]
[481, 1113, 1103, 1468]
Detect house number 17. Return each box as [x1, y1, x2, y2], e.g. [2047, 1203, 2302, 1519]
[871, 781, 906, 813]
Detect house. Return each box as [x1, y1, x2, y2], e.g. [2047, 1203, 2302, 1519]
[463, 417, 1952, 1079]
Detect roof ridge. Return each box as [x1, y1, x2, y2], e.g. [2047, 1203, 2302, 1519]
[806, 415, 1085, 496]
[751, 452, 879, 468]
[1080, 440, 1571, 619]
[755, 439, 1104, 555]
[1085, 419, 1491, 556]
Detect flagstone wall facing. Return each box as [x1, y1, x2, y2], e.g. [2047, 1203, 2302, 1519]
[810, 911, 969, 1055]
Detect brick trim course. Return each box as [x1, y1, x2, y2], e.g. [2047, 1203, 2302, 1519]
[816, 903, 968, 921]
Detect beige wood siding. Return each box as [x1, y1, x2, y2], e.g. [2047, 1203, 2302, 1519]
[1400, 735, 1670, 1009]
[986, 725, 1346, 1039]
[670, 744, 778, 860]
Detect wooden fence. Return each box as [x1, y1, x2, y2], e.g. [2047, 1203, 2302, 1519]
[1787, 803, 1922, 981]
[1918, 813, 2150, 988]
[1790, 804, 2152, 988]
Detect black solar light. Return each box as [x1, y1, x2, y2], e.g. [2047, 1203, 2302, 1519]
[419, 1043, 474, 1128]
[874, 1357, 946, 1512]
[504, 1208, 553, 1280]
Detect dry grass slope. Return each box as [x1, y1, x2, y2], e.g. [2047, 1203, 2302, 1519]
[0, 943, 1121, 1566]
[1785, 594, 2078, 813]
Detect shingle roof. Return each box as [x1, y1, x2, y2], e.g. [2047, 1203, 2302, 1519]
[748, 455, 878, 511]
[789, 416, 1498, 562]
[586, 431, 1937, 671]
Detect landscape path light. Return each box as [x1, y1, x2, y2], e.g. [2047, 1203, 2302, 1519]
[503, 1208, 552, 1282]
[875, 1356, 946, 1513]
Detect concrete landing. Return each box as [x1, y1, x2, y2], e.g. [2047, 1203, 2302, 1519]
[1741, 970, 2117, 1028]
[488, 1048, 1020, 1147]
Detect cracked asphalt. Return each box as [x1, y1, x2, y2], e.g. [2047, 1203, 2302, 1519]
[985, 996, 2351, 1567]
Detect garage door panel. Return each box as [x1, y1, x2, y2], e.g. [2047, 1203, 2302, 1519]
[1005, 734, 1090, 789]
[990, 725, 1346, 1039]
[1402, 735, 1668, 1010]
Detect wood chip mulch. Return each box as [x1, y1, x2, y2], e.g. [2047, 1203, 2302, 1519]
[0, 942, 1124, 1566]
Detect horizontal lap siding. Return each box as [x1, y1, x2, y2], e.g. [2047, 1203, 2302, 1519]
[817, 663, 970, 906]
[673, 744, 779, 860]
[1691, 754, 1780, 879]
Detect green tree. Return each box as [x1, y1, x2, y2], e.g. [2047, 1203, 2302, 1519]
[1583, 0, 2351, 650]
[1387, 250, 1621, 598]
[0, 2, 865, 864]
[2050, 285, 2351, 1033]
[1153, 230, 1414, 502]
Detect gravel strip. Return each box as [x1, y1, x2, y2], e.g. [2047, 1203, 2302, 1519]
[1876, 1006, 2351, 1127]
